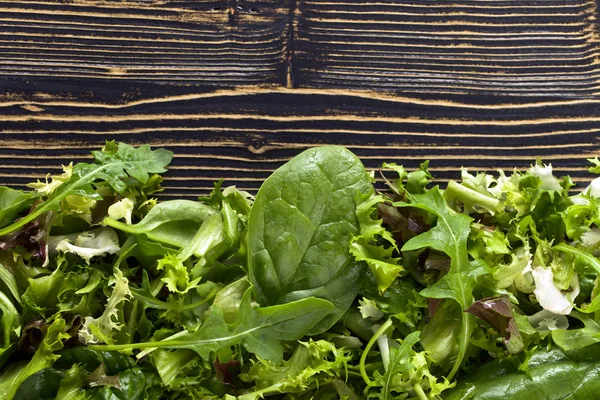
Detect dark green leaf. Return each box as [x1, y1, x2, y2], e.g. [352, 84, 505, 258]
[248, 146, 372, 333]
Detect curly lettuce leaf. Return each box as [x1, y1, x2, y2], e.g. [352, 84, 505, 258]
[238, 340, 352, 399]
[81, 268, 132, 345]
[350, 193, 403, 293]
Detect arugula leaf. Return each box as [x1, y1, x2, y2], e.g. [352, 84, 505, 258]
[90, 289, 333, 363]
[396, 187, 489, 379]
[248, 146, 372, 333]
[0, 143, 172, 237]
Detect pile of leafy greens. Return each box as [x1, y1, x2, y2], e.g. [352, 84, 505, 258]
[1, 142, 600, 399]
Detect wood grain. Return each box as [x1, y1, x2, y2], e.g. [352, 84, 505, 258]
[0, 0, 599, 197]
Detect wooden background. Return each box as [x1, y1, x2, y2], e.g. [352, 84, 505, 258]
[1, 0, 599, 197]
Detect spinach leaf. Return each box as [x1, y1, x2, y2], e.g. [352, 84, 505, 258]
[12, 368, 65, 400]
[445, 347, 600, 400]
[248, 146, 373, 333]
[104, 200, 217, 250]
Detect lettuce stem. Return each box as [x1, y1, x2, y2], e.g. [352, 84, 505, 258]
[359, 318, 393, 386]
[553, 243, 600, 274]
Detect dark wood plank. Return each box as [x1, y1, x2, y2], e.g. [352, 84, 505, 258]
[294, 0, 600, 96]
[0, 0, 293, 87]
[1, 88, 599, 196]
[0, 0, 599, 197]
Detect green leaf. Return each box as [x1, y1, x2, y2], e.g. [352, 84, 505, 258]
[238, 340, 351, 399]
[0, 187, 37, 229]
[55, 364, 88, 400]
[12, 368, 65, 400]
[90, 289, 334, 363]
[248, 146, 372, 334]
[0, 143, 173, 237]
[130, 271, 215, 312]
[588, 157, 600, 174]
[0, 315, 69, 400]
[156, 254, 200, 295]
[0, 291, 20, 368]
[366, 330, 455, 399]
[0, 261, 22, 305]
[444, 347, 600, 400]
[350, 193, 402, 293]
[104, 200, 217, 250]
[396, 187, 489, 379]
[22, 258, 89, 316]
[81, 268, 132, 344]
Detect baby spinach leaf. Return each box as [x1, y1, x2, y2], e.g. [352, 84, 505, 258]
[104, 200, 217, 249]
[247, 146, 372, 333]
[91, 289, 333, 363]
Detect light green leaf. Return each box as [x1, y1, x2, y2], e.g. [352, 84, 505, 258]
[90, 289, 333, 363]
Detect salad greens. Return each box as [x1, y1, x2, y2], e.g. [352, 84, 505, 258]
[1, 142, 600, 399]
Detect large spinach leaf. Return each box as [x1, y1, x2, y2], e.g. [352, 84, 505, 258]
[247, 146, 373, 333]
[445, 346, 600, 399]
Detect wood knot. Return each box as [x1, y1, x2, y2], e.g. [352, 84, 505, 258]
[248, 138, 266, 154]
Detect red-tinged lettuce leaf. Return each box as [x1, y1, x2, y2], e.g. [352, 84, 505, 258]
[0, 211, 53, 262]
[395, 187, 490, 379]
[466, 296, 524, 354]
